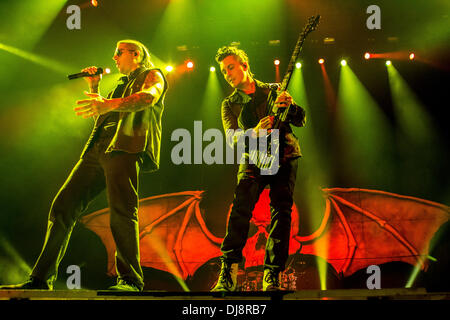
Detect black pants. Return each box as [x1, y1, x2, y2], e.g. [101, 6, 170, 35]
[30, 136, 144, 289]
[220, 158, 298, 272]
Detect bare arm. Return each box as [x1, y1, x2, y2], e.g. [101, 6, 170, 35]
[109, 69, 165, 112]
[75, 69, 165, 118]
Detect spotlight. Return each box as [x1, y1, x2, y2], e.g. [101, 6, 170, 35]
[386, 60, 392, 66]
[364, 52, 371, 60]
[210, 66, 216, 72]
[186, 61, 194, 69]
[340, 59, 347, 66]
[274, 59, 280, 66]
[91, 0, 98, 7]
[104, 68, 111, 74]
[295, 62, 302, 69]
[409, 53, 415, 60]
[318, 58, 324, 64]
[165, 65, 174, 72]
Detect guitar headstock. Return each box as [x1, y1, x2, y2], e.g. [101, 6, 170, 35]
[302, 15, 321, 37]
[280, 14, 321, 91]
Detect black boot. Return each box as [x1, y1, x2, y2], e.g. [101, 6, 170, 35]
[263, 269, 281, 291]
[108, 279, 142, 292]
[211, 261, 238, 292]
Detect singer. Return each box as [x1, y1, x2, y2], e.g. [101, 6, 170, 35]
[0, 40, 168, 292]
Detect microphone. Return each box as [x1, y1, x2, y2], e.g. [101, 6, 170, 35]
[67, 67, 104, 80]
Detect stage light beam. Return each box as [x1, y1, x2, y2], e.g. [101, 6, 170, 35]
[387, 62, 440, 150]
[0, 0, 67, 49]
[0, 235, 32, 285]
[143, 233, 190, 292]
[0, 43, 73, 74]
[289, 61, 331, 291]
[199, 63, 224, 125]
[337, 62, 395, 187]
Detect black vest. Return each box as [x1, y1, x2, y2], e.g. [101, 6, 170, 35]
[81, 67, 168, 172]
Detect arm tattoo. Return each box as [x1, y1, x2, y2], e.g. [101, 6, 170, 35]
[114, 92, 154, 112]
[112, 70, 164, 112]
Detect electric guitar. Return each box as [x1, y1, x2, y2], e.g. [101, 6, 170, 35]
[249, 15, 321, 175]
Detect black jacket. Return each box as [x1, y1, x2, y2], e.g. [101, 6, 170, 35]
[221, 79, 306, 160]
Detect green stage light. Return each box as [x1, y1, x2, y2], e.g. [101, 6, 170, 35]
[0, 0, 67, 49]
[386, 59, 441, 205]
[0, 42, 73, 74]
[199, 66, 224, 124]
[337, 62, 395, 187]
[0, 235, 32, 285]
[146, 234, 190, 292]
[386, 60, 392, 66]
[340, 60, 347, 66]
[289, 62, 331, 290]
[387, 63, 438, 146]
[295, 62, 302, 69]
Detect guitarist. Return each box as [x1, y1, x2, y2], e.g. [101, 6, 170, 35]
[212, 46, 306, 291]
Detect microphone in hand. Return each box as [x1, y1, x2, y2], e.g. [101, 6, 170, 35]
[68, 67, 108, 80]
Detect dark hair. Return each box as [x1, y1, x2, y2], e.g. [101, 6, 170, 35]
[117, 39, 154, 68]
[215, 46, 254, 77]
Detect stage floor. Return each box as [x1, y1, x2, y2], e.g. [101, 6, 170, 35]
[0, 288, 448, 300]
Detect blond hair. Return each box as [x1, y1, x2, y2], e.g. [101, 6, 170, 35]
[117, 39, 153, 68]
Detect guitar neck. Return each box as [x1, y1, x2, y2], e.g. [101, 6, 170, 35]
[280, 36, 306, 92]
[269, 15, 320, 126]
[281, 15, 320, 92]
